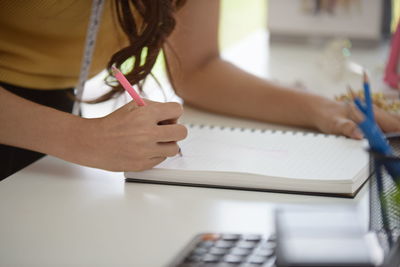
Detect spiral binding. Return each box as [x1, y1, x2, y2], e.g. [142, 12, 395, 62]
[185, 123, 334, 138]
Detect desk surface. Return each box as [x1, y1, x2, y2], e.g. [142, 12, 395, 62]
[0, 31, 388, 267]
[0, 156, 370, 267]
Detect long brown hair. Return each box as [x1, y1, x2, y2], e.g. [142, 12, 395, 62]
[91, 0, 185, 103]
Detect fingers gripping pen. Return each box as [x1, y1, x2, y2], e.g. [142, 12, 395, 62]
[353, 73, 400, 182]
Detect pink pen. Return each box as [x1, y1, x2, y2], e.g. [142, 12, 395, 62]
[111, 66, 183, 156]
[111, 66, 146, 106]
[384, 21, 400, 90]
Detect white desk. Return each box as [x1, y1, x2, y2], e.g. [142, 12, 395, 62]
[0, 155, 370, 267]
[0, 31, 390, 267]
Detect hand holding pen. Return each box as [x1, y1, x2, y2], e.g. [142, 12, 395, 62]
[112, 66, 184, 157]
[349, 72, 400, 180]
[69, 66, 187, 172]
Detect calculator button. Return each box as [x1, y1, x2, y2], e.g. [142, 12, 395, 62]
[201, 233, 221, 241]
[246, 255, 267, 264]
[197, 240, 214, 248]
[192, 247, 208, 255]
[209, 247, 229, 256]
[236, 241, 257, 249]
[215, 240, 235, 248]
[253, 248, 274, 257]
[202, 254, 220, 263]
[243, 234, 262, 242]
[264, 256, 277, 267]
[221, 234, 241, 241]
[259, 241, 276, 250]
[230, 247, 251, 256]
[267, 234, 276, 242]
[224, 254, 244, 263]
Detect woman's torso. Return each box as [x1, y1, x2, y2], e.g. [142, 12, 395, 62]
[0, 0, 128, 89]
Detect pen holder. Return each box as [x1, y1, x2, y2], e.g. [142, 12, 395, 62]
[369, 134, 400, 253]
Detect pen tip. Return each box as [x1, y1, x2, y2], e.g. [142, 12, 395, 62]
[362, 71, 369, 83]
[111, 66, 118, 75]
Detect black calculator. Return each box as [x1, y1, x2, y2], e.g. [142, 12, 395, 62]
[168, 233, 277, 267]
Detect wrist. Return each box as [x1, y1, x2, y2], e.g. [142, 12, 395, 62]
[52, 115, 97, 165]
[308, 97, 343, 132]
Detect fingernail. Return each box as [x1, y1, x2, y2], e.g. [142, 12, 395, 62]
[352, 128, 363, 139]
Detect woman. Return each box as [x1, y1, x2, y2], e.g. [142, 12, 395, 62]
[0, 0, 398, 179]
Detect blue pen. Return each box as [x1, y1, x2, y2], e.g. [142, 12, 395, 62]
[352, 73, 400, 181]
[362, 72, 374, 122]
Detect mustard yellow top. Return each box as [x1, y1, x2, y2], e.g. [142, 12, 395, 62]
[0, 0, 128, 89]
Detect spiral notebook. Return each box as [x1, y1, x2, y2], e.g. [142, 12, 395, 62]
[125, 124, 370, 197]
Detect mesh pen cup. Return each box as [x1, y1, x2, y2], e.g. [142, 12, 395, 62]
[369, 134, 400, 253]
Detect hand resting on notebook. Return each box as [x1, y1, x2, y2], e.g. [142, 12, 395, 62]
[313, 101, 400, 140]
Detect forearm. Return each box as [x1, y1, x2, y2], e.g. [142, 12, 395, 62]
[0, 87, 89, 162]
[0, 88, 187, 171]
[173, 57, 334, 129]
[167, 0, 400, 138]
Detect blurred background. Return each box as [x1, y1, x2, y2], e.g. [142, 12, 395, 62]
[83, 0, 400, 118]
[220, 0, 399, 48]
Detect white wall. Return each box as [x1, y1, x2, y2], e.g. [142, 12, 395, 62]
[268, 0, 382, 40]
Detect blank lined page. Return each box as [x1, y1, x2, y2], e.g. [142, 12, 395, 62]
[154, 125, 368, 181]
